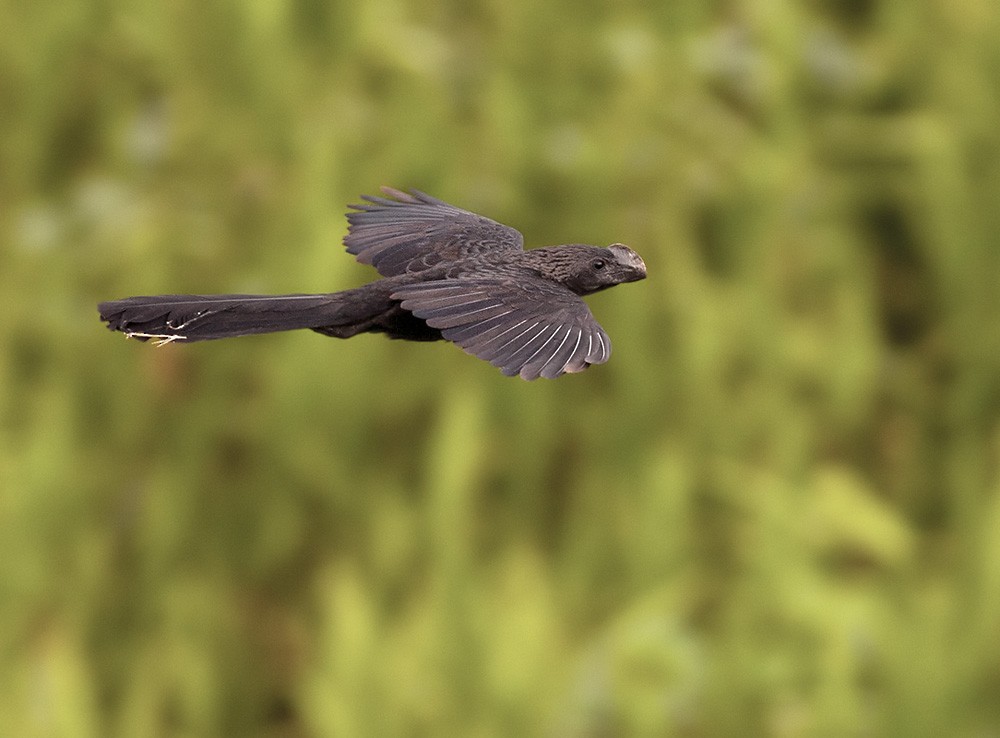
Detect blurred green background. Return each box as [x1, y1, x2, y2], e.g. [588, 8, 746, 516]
[4, 1, 1000, 735]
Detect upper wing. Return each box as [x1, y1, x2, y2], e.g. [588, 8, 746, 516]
[344, 187, 524, 277]
[391, 278, 611, 380]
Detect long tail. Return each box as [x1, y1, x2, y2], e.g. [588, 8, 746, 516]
[98, 292, 377, 344]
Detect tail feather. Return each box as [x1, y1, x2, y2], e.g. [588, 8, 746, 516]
[98, 293, 363, 343]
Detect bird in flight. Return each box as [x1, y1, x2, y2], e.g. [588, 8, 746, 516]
[98, 187, 647, 380]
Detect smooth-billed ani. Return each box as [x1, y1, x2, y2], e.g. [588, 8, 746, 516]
[98, 187, 647, 380]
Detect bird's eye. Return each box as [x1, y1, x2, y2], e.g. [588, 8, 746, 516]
[592, 259, 605, 270]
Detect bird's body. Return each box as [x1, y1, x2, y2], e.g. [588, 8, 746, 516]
[99, 188, 646, 379]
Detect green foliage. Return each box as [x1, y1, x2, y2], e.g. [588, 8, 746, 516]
[3, 0, 1000, 735]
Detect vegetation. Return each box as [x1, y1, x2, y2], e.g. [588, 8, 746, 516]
[3, 1, 1000, 735]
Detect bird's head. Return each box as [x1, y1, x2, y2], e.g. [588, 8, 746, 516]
[548, 243, 647, 295]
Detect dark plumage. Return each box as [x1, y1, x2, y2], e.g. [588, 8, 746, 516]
[98, 187, 647, 380]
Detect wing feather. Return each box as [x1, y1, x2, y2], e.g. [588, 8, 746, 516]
[534, 326, 576, 379]
[345, 188, 524, 277]
[392, 277, 611, 380]
[518, 324, 565, 380]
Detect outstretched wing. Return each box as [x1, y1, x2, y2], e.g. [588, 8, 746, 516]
[345, 187, 524, 277]
[391, 278, 611, 380]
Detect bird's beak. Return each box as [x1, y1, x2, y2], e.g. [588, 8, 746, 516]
[609, 243, 647, 282]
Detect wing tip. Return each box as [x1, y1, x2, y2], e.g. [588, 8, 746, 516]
[378, 185, 413, 202]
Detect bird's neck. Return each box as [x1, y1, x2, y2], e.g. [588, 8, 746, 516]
[519, 247, 571, 282]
